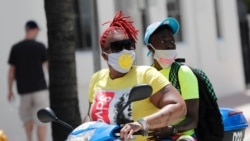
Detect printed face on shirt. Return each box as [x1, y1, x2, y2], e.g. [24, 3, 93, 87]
[90, 88, 133, 124]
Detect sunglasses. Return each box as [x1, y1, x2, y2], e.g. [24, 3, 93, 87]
[110, 39, 136, 53]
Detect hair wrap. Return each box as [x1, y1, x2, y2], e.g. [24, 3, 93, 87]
[99, 11, 139, 48]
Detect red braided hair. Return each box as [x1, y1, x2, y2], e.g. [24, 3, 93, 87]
[99, 11, 139, 48]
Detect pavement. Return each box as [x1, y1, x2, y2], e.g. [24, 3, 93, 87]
[1, 90, 250, 141]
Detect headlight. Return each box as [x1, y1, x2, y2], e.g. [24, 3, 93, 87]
[66, 129, 96, 141]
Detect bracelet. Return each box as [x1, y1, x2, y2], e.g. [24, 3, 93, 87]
[137, 118, 149, 136]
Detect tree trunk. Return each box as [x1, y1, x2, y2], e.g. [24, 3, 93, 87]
[44, 0, 81, 140]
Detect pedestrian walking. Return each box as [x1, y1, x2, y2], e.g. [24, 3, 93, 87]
[7, 20, 49, 141]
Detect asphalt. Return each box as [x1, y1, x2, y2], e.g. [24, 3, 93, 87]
[1, 90, 250, 141]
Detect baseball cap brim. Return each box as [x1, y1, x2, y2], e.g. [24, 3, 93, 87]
[144, 17, 179, 44]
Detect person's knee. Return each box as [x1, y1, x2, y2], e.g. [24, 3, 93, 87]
[37, 125, 47, 130]
[24, 120, 34, 130]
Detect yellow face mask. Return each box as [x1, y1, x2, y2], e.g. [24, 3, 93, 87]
[105, 50, 135, 73]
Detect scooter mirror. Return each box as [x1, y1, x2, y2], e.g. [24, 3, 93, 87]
[116, 84, 152, 125]
[37, 107, 58, 123]
[37, 107, 73, 131]
[127, 84, 152, 103]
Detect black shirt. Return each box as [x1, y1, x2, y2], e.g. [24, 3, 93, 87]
[8, 39, 48, 94]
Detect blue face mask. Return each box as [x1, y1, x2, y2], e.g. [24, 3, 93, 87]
[104, 49, 136, 73]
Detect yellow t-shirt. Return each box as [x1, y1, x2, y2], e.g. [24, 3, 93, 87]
[160, 65, 199, 135]
[88, 66, 169, 141]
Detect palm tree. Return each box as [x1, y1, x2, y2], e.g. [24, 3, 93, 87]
[44, 0, 81, 140]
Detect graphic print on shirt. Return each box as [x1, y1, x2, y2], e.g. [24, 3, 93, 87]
[91, 88, 133, 124]
[114, 91, 133, 124]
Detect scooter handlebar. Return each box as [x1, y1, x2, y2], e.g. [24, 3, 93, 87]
[113, 127, 143, 137]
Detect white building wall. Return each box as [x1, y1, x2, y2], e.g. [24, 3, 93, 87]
[191, 0, 245, 96]
[183, 0, 245, 95]
[0, 0, 48, 94]
[0, 0, 246, 118]
[0, 1, 49, 140]
[145, 0, 245, 96]
[213, 0, 245, 95]
[0, 0, 247, 140]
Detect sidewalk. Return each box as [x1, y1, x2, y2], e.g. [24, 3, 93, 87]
[218, 91, 250, 141]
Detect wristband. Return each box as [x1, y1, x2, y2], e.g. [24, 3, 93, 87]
[137, 118, 149, 136]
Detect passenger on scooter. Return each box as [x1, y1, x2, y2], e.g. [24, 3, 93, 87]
[144, 18, 199, 141]
[83, 11, 187, 141]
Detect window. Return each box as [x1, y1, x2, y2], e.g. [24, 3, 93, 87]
[214, 0, 222, 39]
[74, 0, 92, 50]
[166, 0, 183, 42]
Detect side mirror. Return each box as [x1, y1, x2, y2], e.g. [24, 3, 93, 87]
[127, 84, 152, 103]
[37, 107, 57, 123]
[117, 84, 152, 125]
[37, 107, 73, 131]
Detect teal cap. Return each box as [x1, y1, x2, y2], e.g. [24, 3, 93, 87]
[144, 17, 179, 44]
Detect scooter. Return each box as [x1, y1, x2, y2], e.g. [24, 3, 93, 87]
[219, 107, 248, 141]
[37, 84, 249, 141]
[37, 84, 153, 141]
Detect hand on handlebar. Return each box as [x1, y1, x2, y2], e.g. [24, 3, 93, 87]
[120, 121, 143, 140]
[147, 126, 172, 141]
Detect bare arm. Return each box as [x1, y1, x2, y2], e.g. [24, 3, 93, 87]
[120, 84, 186, 139]
[7, 65, 15, 101]
[144, 84, 187, 130]
[44, 60, 49, 71]
[174, 98, 199, 132]
[147, 98, 199, 140]
[82, 102, 92, 123]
